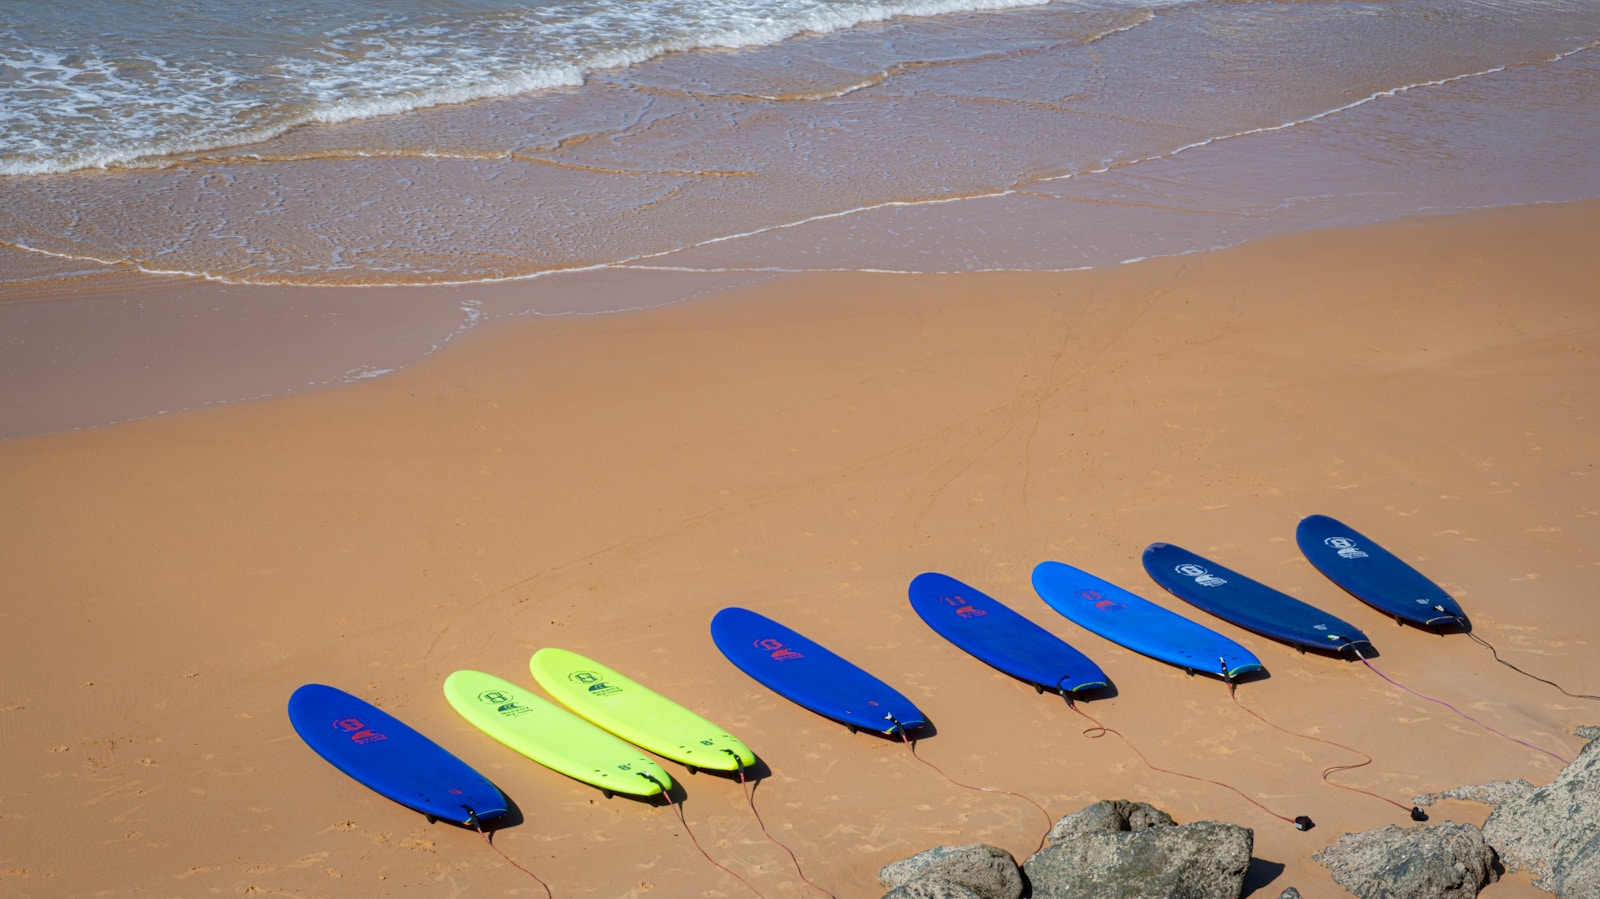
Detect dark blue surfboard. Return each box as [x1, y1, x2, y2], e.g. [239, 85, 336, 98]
[1296, 514, 1468, 628]
[710, 607, 926, 736]
[1032, 561, 1264, 681]
[288, 683, 508, 826]
[909, 571, 1108, 694]
[1142, 543, 1373, 655]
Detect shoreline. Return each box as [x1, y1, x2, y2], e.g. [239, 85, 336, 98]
[4, 201, 1598, 897]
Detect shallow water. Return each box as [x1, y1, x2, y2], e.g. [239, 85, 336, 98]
[2, 0, 1598, 438]
[3, 0, 1597, 291]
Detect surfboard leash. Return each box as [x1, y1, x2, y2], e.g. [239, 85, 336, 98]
[1459, 625, 1600, 701]
[638, 772, 768, 899]
[1060, 696, 1315, 832]
[1220, 670, 1426, 822]
[888, 714, 1054, 853]
[1351, 647, 1570, 765]
[727, 752, 837, 898]
[464, 807, 555, 898]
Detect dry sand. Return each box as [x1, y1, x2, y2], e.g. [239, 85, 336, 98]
[4, 200, 1599, 897]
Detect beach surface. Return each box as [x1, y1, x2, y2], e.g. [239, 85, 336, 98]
[4, 200, 1599, 897]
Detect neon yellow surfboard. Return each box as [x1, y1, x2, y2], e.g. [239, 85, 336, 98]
[442, 669, 672, 797]
[530, 648, 756, 773]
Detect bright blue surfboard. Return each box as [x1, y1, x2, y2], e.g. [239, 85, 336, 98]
[288, 683, 507, 826]
[710, 607, 926, 736]
[908, 571, 1107, 694]
[1296, 514, 1468, 628]
[1031, 561, 1264, 681]
[1142, 543, 1373, 655]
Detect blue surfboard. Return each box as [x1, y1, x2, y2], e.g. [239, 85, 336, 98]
[710, 607, 926, 736]
[909, 571, 1108, 694]
[1141, 544, 1373, 655]
[1296, 514, 1468, 628]
[1031, 561, 1264, 681]
[288, 683, 508, 826]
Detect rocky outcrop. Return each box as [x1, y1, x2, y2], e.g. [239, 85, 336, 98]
[1024, 816, 1253, 899]
[1480, 727, 1600, 894]
[1046, 798, 1175, 840]
[878, 844, 1023, 899]
[877, 800, 1254, 899]
[1313, 822, 1497, 899]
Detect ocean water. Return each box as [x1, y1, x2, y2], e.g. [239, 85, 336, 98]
[3, 0, 1597, 291]
[1, 0, 1599, 437]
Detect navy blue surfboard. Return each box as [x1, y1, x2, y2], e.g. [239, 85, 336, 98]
[710, 607, 926, 736]
[1296, 514, 1468, 628]
[909, 571, 1108, 694]
[1142, 544, 1373, 655]
[1032, 561, 1264, 681]
[288, 683, 508, 826]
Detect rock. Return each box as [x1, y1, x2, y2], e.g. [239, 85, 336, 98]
[1313, 821, 1497, 899]
[1047, 798, 1176, 841]
[883, 876, 984, 899]
[1277, 889, 1302, 899]
[877, 844, 1022, 899]
[1482, 728, 1600, 891]
[1024, 818, 1252, 899]
[1412, 779, 1535, 809]
[1572, 725, 1600, 741]
[1553, 830, 1600, 898]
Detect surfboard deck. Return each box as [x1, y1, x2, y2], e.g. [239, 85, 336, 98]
[909, 571, 1107, 694]
[1296, 514, 1468, 628]
[710, 607, 926, 736]
[1031, 561, 1264, 680]
[530, 648, 756, 773]
[443, 670, 672, 797]
[288, 683, 507, 825]
[1142, 543, 1373, 655]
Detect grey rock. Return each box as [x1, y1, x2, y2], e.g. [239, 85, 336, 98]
[1047, 798, 1177, 841]
[1482, 728, 1600, 890]
[1553, 830, 1600, 898]
[1573, 725, 1600, 742]
[1313, 821, 1497, 899]
[1277, 889, 1302, 899]
[883, 876, 983, 899]
[1024, 818, 1252, 899]
[1413, 779, 1535, 808]
[877, 844, 1022, 899]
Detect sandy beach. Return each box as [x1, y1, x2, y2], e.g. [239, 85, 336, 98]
[4, 199, 1599, 897]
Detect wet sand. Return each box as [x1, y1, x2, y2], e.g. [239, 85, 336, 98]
[3, 200, 1598, 897]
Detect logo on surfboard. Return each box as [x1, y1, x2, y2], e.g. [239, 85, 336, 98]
[938, 594, 987, 619]
[566, 670, 622, 696]
[1322, 536, 1369, 560]
[1074, 589, 1126, 611]
[754, 637, 804, 662]
[477, 690, 536, 717]
[333, 717, 388, 745]
[1175, 563, 1227, 587]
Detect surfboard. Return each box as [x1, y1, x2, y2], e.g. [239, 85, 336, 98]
[1031, 561, 1265, 680]
[908, 571, 1108, 694]
[529, 647, 756, 773]
[288, 683, 507, 825]
[1142, 543, 1374, 655]
[710, 606, 926, 736]
[442, 669, 672, 797]
[1296, 514, 1468, 628]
